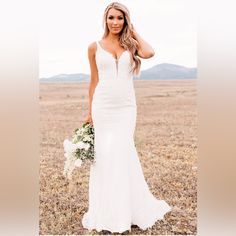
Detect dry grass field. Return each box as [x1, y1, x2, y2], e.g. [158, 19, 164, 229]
[39, 79, 197, 235]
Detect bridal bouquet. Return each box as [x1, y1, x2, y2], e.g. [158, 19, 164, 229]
[63, 122, 95, 180]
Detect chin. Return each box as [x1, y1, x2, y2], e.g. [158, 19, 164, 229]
[112, 30, 121, 34]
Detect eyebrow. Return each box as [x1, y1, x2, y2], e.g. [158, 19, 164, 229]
[108, 14, 123, 17]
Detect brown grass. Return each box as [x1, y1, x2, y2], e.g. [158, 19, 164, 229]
[39, 79, 197, 235]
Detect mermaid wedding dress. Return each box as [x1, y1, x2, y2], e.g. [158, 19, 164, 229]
[82, 41, 172, 233]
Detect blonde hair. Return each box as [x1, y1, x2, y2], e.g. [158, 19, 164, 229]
[102, 2, 141, 77]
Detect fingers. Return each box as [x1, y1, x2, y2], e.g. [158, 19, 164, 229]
[84, 116, 93, 125]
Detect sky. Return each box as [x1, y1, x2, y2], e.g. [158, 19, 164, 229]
[39, 0, 197, 78]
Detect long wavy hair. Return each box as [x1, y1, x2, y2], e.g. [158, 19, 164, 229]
[102, 2, 141, 77]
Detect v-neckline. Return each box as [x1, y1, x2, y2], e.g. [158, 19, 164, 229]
[98, 41, 127, 61]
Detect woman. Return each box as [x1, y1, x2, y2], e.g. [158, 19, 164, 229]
[83, 2, 172, 234]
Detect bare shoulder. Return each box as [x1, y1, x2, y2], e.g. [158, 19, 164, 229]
[88, 41, 97, 55]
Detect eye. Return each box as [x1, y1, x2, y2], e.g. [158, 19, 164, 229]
[108, 16, 123, 20]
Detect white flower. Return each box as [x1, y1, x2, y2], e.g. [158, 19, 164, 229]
[84, 143, 90, 151]
[76, 141, 85, 149]
[74, 159, 82, 167]
[83, 135, 91, 142]
[76, 141, 90, 150]
[64, 152, 73, 159]
[63, 139, 77, 154]
[76, 128, 85, 136]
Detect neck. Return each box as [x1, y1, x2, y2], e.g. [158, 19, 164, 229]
[107, 32, 120, 42]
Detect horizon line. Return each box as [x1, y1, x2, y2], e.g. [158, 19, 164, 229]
[40, 62, 197, 79]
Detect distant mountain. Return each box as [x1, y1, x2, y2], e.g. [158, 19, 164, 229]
[136, 63, 197, 80]
[40, 73, 88, 83]
[40, 63, 197, 83]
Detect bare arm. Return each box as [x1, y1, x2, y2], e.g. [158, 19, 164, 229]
[85, 42, 99, 123]
[131, 24, 155, 59]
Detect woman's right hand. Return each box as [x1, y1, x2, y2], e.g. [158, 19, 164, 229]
[84, 113, 93, 125]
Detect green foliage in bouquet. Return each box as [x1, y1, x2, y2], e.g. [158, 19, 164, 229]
[72, 122, 95, 162]
[63, 122, 95, 180]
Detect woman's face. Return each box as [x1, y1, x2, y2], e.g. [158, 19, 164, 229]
[106, 8, 125, 35]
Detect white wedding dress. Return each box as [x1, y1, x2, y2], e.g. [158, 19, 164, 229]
[82, 41, 172, 233]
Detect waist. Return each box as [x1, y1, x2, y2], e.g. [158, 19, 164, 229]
[95, 82, 134, 93]
[94, 82, 135, 97]
[97, 78, 133, 86]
